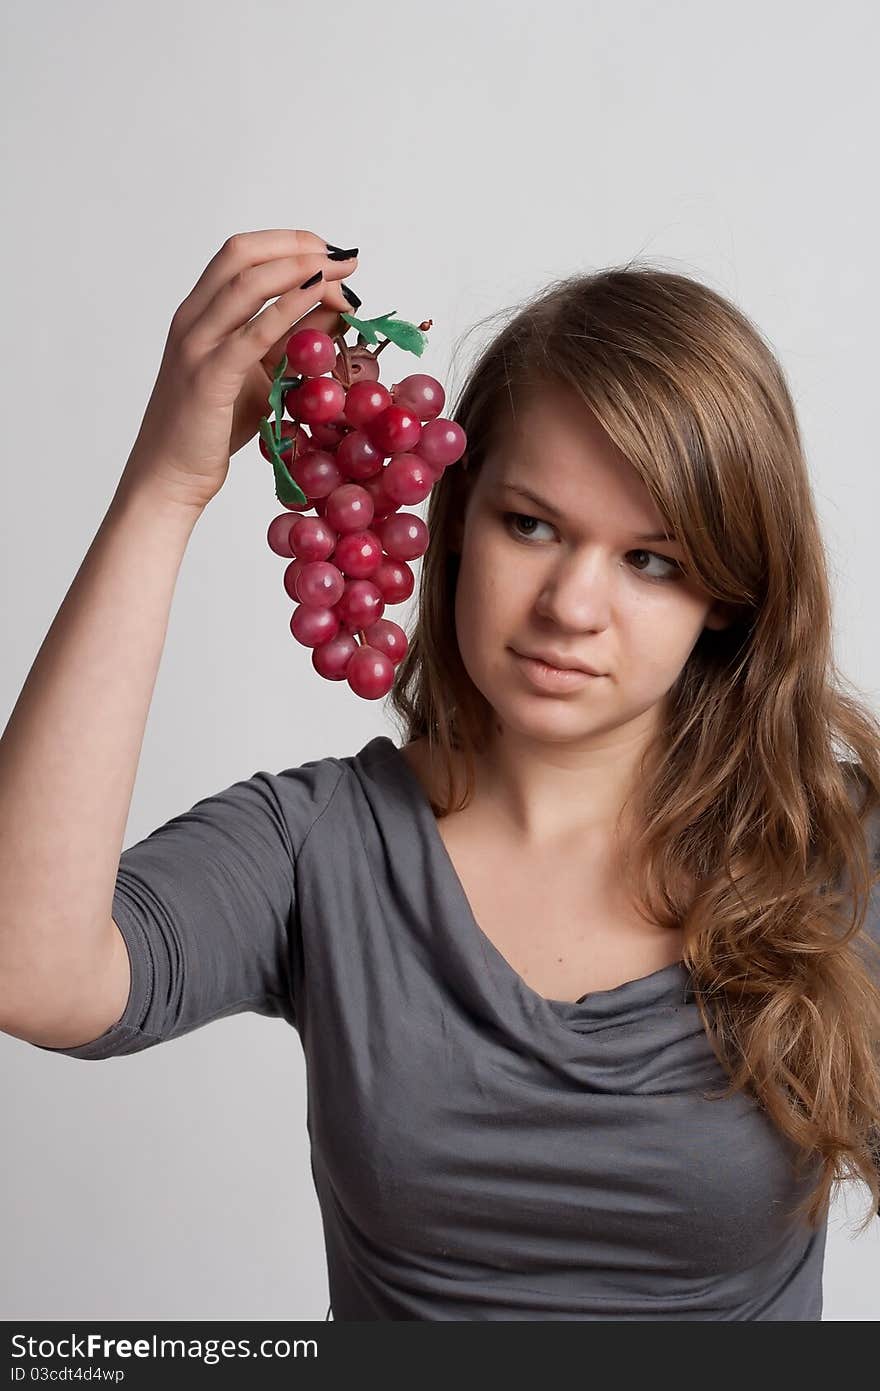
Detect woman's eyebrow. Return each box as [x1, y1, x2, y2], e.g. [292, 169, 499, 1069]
[496, 481, 677, 543]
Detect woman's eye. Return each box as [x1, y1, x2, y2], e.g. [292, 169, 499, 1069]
[628, 549, 683, 581]
[503, 512, 555, 543]
[501, 513, 683, 582]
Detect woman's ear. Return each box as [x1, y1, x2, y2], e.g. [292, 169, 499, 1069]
[703, 600, 740, 631]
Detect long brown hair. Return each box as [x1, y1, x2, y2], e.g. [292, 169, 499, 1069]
[387, 260, 880, 1232]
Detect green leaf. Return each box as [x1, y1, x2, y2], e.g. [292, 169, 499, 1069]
[258, 416, 307, 506]
[339, 311, 381, 345]
[375, 319, 427, 357]
[339, 309, 428, 358]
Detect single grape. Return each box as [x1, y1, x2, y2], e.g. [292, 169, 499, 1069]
[289, 516, 337, 562]
[334, 579, 385, 630]
[312, 631, 359, 680]
[290, 602, 341, 647]
[324, 483, 375, 534]
[287, 376, 347, 425]
[333, 529, 384, 579]
[363, 618, 408, 665]
[284, 328, 337, 376]
[372, 557, 415, 604]
[365, 404, 422, 455]
[382, 453, 435, 505]
[391, 373, 445, 421]
[336, 430, 384, 481]
[295, 560, 346, 607]
[291, 449, 342, 499]
[346, 645, 395, 700]
[343, 380, 393, 429]
[267, 513, 296, 558]
[413, 418, 467, 471]
[374, 512, 429, 561]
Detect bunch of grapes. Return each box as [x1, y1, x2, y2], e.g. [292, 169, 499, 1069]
[258, 309, 466, 700]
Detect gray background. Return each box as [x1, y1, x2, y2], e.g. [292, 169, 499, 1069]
[2, 0, 878, 1320]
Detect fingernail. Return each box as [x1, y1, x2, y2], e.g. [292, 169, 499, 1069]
[341, 283, 362, 309]
[326, 242, 357, 254]
[299, 270, 323, 290]
[326, 246, 359, 261]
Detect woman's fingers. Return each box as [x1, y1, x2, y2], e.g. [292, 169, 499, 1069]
[171, 228, 346, 338]
[185, 248, 355, 353]
[212, 255, 357, 381]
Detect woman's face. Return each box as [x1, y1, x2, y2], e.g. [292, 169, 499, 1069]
[452, 383, 733, 750]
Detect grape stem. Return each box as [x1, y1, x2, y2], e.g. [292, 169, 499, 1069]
[332, 330, 354, 389]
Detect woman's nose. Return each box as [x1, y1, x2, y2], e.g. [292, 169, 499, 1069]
[534, 555, 612, 630]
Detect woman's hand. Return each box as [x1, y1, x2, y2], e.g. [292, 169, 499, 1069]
[122, 229, 359, 511]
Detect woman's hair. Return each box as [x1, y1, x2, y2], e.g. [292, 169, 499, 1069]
[387, 259, 880, 1232]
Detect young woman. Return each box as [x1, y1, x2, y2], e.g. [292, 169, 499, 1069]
[2, 229, 879, 1321]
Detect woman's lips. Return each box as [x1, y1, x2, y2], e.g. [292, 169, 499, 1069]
[511, 649, 604, 691]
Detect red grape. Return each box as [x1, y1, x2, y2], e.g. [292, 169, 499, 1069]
[289, 516, 337, 562]
[391, 373, 445, 421]
[363, 618, 408, 665]
[343, 380, 393, 428]
[291, 449, 342, 499]
[290, 602, 341, 647]
[374, 512, 429, 561]
[413, 417, 466, 470]
[312, 631, 358, 680]
[382, 453, 434, 505]
[287, 376, 347, 425]
[365, 404, 422, 454]
[324, 483, 375, 534]
[333, 529, 383, 579]
[295, 561, 346, 606]
[346, 645, 395, 699]
[334, 579, 385, 630]
[336, 430, 384, 481]
[284, 328, 336, 376]
[267, 512, 296, 558]
[372, 557, 415, 604]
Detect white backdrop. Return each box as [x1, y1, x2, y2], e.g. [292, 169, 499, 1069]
[2, 0, 878, 1321]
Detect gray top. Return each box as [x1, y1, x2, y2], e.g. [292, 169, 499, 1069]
[41, 735, 878, 1319]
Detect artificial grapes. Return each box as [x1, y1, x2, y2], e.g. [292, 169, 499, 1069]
[261, 323, 467, 699]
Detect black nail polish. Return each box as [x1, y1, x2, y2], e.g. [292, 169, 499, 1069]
[299, 270, 323, 290]
[341, 282, 362, 309]
[326, 246, 359, 261]
[326, 242, 355, 254]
